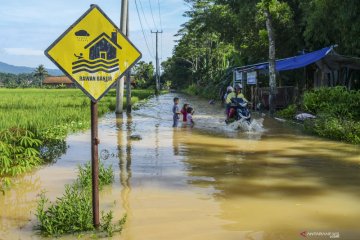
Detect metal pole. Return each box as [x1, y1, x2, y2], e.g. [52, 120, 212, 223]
[155, 31, 159, 95]
[91, 100, 100, 228]
[151, 30, 163, 95]
[126, 2, 132, 113]
[116, 0, 128, 114]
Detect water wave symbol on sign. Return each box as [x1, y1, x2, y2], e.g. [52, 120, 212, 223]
[72, 31, 121, 74]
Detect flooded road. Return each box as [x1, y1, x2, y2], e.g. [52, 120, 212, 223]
[1, 93, 360, 240]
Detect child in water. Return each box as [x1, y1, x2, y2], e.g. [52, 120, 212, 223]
[186, 107, 195, 126]
[181, 103, 189, 122]
[172, 97, 181, 127]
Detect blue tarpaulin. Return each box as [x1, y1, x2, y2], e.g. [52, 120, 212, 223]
[254, 47, 332, 72]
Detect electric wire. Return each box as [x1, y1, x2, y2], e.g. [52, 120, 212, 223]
[138, 0, 156, 47]
[157, 0, 163, 31]
[134, 0, 155, 58]
[148, 0, 158, 31]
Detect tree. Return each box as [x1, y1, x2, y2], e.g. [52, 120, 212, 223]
[163, 0, 360, 100]
[302, 0, 360, 56]
[132, 61, 155, 89]
[257, 0, 293, 113]
[33, 64, 48, 88]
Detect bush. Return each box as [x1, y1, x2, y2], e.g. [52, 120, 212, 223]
[300, 87, 360, 144]
[0, 128, 42, 189]
[36, 162, 125, 237]
[303, 87, 360, 120]
[276, 104, 297, 119]
[184, 84, 198, 95]
[75, 162, 114, 190]
[183, 83, 219, 99]
[305, 116, 360, 144]
[36, 186, 93, 236]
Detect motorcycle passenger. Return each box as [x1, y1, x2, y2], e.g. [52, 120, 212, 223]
[224, 86, 234, 118]
[225, 83, 248, 121]
[223, 86, 234, 103]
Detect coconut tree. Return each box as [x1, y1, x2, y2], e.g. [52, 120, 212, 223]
[33, 64, 48, 88]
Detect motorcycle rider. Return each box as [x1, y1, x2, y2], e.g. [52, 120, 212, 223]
[225, 83, 248, 122]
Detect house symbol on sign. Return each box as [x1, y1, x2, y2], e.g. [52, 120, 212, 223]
[84, 31, 122, 60]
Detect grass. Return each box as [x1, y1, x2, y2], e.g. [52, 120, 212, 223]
[36, 161, 125, 237]
[74, 162, 114, 190]
[0, 88, 154, 134]
[0, 88, 155, 191]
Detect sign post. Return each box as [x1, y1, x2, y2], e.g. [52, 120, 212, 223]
[90, 101, 99, 227]
[234, 69, 242, 86]
[45, 4, 141, 228]
[247, 71, 257, 85]
[247, 71, 257, 110]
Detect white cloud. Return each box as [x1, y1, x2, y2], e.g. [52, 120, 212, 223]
[0, 0, 188, 67]
[4, 48, 44, 56]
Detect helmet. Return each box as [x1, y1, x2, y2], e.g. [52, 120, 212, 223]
[226, 86, 234, 92]
[234, 83, 243, 90]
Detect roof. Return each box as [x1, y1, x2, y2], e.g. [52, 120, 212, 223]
[255, 47, 332, 71]
[43, 76, 73, 84]
[236, 46, 360, 73]
[320, 53, 360, 70]
[84, 33, 122, 50]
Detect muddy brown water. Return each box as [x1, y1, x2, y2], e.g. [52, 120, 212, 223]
[1, 93, 360, 240]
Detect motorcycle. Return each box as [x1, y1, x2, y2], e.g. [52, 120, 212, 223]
[226, 97, 251, 123]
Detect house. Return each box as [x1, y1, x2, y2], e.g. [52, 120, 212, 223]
[84, 32, 122, 60]
[232, 46, 360, 109]
[43, 76, 75, 88]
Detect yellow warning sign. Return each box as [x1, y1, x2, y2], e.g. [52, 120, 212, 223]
[45, 5, 142, 101]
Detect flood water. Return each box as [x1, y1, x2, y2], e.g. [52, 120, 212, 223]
[1, 93, 360, 240]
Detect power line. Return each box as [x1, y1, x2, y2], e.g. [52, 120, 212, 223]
[157, 0, 163, 31]
[134, 0, 155, 58]
[138, 0, 155, 46]
[138, 0, 154, 31]
[157, 0, 163, 69]
[148, 0, 158, 30]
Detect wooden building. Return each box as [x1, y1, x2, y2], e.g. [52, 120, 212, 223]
[43, 76, 75, 88]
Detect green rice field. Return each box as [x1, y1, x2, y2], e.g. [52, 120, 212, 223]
[0, 88, 153, 133]
[0, 88, 155, 190]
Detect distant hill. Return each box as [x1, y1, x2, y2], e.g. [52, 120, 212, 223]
[0, 61, 63, 76]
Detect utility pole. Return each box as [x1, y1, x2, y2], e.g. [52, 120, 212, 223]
[116, 0, 128, 114]
[125, 1, 132, 113]
[151, 30, 162, 95]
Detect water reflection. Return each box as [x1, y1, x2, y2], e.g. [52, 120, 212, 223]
[179, 130, 360, 199]
[0, 174, 41, 233]
[171, 127, 360, 236]
[116, 114, 132, 218]
[40, 139, 67, 163]
[172, 128, 180, 156]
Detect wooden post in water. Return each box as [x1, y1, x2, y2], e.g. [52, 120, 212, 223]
[91, 100, 100, 228]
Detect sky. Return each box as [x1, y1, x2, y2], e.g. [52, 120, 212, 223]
[0, 0, 188, 69]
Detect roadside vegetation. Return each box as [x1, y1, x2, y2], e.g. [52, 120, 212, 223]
[0, 88, 155, 192]
[162, 0, 360, 97]
[160, 0, 359, 143]
[277, 87, 360, 144]
[36, 161, 126, 237]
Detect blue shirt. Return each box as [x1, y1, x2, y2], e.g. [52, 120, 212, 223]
[172, 104, 180, 118]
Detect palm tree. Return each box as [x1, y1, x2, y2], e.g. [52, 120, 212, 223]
[33, 64, 48, 88]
